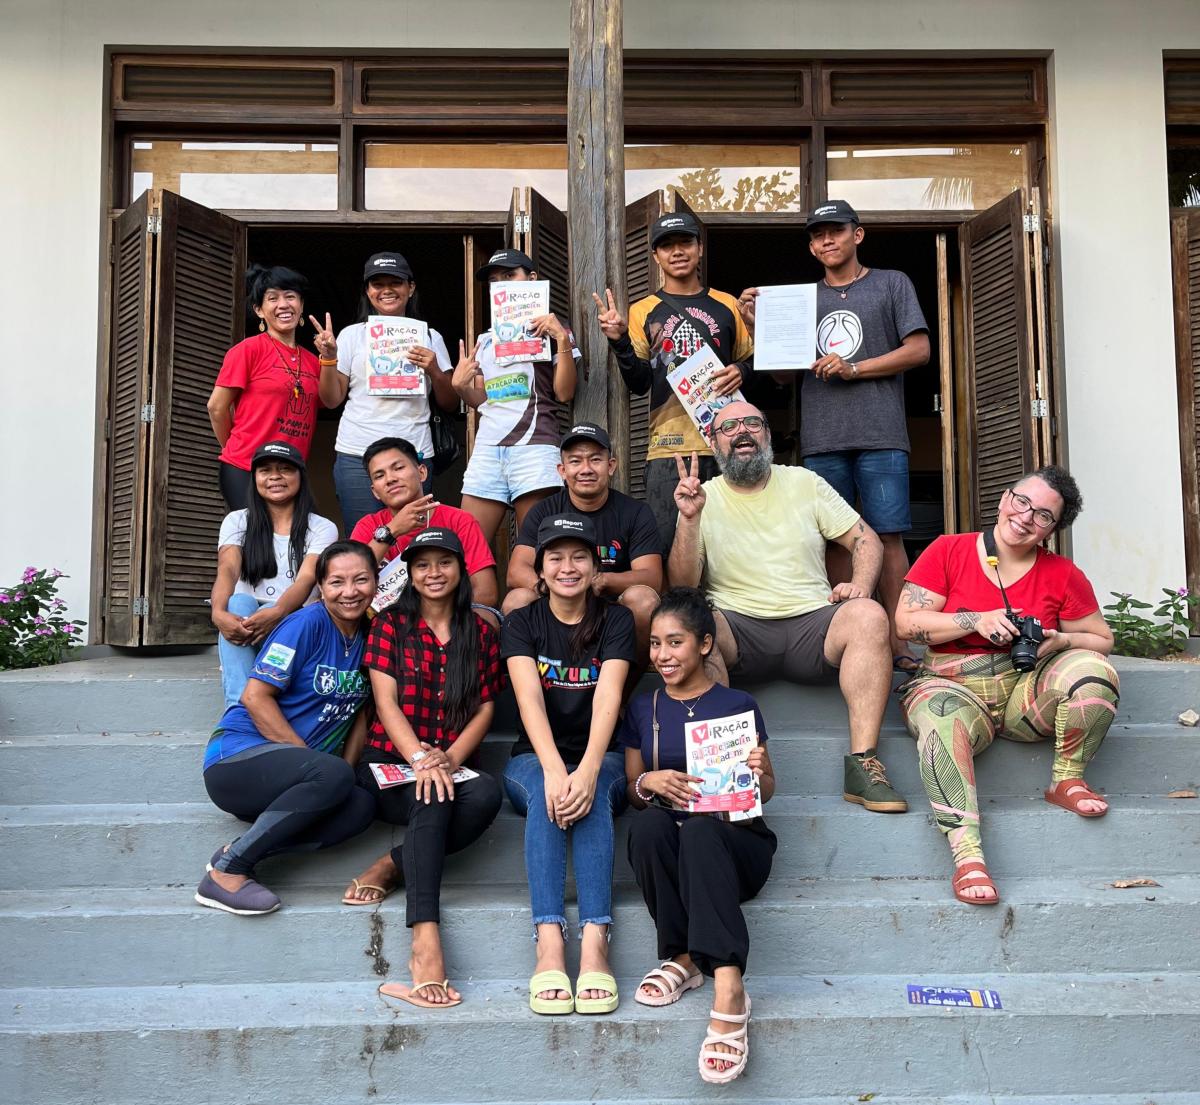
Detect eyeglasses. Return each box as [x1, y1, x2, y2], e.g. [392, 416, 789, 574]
[1006, 489, 1058, 529]
[714, 415, 765, 437]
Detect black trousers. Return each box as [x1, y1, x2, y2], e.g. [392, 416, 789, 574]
[357, 749, 502, 926]
[626, 806, 776, 976]
[204, 744, 377, 876]
[219, 461, 253, 512]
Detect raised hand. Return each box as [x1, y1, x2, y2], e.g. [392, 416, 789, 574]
[737, 288, 760, 334]
[308, 312, 337, 359]
[452, 339, 483, 390]
[673, 452, 706, 520]
[393, 493, 439, 535]
[531, 312, 568, 344]
[591, 288, 627, 340]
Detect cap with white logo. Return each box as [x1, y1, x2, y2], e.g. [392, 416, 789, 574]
[650, 211, 702, 248]
[805, 199, 860, 231]
[560, 421, 612, 453]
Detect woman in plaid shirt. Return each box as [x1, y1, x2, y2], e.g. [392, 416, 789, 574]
[345, 527, 505, 1009]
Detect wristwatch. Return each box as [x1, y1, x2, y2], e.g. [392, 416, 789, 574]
[849, 362, 860, 379]
[410, 749, 428, 765]
[372, 524, 392, 544]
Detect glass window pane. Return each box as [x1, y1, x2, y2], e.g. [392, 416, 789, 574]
[626, 144, 803, 212]
[364, 143, 567, 210]
[827, 142, 1028, 211]
[129, 140, 338, 210]
[1167, 143, 1200, 207]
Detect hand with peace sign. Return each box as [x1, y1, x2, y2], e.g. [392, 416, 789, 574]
[591, 288, 628, 340]
[673, 452, 707, 521]
[308, 313, 337, 360]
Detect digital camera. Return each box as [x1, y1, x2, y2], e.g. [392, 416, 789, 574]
[1008, 614, 1044, 672]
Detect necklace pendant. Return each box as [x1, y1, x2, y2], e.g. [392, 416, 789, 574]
[293, 386, 301, 398]
[839, 291, 848, 299]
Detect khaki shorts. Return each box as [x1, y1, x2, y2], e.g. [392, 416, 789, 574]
[720, 604, 841, 684]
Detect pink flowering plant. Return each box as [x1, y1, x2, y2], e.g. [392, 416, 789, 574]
[0, 567, 86, 670]
[1103, 587, 1199, 658]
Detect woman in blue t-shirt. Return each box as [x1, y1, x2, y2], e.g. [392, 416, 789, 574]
[195, 541, 378, 917]
[619, 587, 777, 1086]
[500, 513, 634, 1016]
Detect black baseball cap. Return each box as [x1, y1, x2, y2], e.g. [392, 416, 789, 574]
[805, 200, 860, 231]
[475, 248, 535, 282]
[650, 212, 701, 249]
[400, 527, 464, 563]
[560, 422, 612, 453]
[535, 512, 597, 554]
[363, 252, 414, 282]
[251, 441, 305, 470]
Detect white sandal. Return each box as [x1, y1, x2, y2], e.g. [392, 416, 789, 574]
[635, 960, 704, 1007]
[698, 995, 751, 1084]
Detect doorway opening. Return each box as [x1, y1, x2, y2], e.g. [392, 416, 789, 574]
[245, 225, 505, 531]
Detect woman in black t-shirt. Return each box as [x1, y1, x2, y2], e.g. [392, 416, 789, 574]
[501, 513, 635, 1016]
[619, 587, 777, 1086]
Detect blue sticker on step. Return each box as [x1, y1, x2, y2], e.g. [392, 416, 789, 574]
[907, 984, 1002, 1009]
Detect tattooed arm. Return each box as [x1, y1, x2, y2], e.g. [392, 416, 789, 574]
[894, 582, 1018, 649]
[828, 519, 883, 601]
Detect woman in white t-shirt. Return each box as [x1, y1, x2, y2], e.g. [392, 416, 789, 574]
[211, 441, 338, 708]
[316, 252, 458, 530]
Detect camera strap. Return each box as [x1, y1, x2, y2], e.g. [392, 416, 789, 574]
[982, 527, 1015, 616]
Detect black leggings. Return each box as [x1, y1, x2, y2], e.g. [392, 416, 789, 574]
[204, 744, 376, 876]
[219, 462, 253, 512]
[626, 807, 776, 976]
[357, 749, 502, 926]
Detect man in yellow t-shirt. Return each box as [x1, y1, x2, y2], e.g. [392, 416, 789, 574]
[669, 401, 906, 814]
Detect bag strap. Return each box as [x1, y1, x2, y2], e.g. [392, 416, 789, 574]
[651, 689, 661, 772]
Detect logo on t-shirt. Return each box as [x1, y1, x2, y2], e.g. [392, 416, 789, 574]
[261, 642, 296, 672]
[598, 539, 621, 566]
[536, 654, 600, 689]
[816, 310, 863, 360]
[313, 664, 339, 695]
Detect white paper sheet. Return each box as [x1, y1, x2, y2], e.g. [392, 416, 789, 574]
[752, 283, 818, 372]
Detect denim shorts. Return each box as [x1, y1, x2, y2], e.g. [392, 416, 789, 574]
[461, 443, 561, 505]
[803, 448, 911, 534]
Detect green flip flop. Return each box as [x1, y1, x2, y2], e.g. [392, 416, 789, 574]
[529, 970, 574, 1015]
[574, 971, 619, 1015]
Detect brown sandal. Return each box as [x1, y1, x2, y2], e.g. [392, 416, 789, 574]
[1044, 778, 1108, 818]
[952, 860, 999, 906]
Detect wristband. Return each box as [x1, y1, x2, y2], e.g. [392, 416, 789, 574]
[409, 749, 428, 766]
[318, 356, 338, 366]
[849, 362, 859, 378]
[634, 771, 652, 802]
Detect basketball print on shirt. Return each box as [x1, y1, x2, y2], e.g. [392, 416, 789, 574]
[816, 309, 863, 360]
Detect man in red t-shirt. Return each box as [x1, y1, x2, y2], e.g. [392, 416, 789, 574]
[350, 437, 499, 625]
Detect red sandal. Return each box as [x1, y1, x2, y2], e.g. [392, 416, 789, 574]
[1044, 778, 1108, 818]
[952, 860, 999, 906]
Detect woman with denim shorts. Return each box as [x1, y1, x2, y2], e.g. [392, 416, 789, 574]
[452, 248, 580, 548]
[500, 512, 634, 1015]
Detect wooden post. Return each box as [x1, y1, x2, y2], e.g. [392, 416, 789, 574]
[568, 0, 628, 484]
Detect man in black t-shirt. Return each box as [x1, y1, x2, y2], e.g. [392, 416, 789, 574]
[504, 422, 662, 659]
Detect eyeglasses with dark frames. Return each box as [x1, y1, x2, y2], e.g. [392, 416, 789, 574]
[714, 415, 765, 437]
[1006, 489, 1058, 529]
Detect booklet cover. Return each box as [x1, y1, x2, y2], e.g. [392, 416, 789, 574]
[369, 557, 409, 617]
[369, 762, 480, 789]
[490, 280, 551, 366]
[366, 315, 429, 396]
[684, 709, 762, 821]
[666, 346, 745, 438]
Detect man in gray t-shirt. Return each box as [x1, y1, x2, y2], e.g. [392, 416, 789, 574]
[739, 199, 930, 669]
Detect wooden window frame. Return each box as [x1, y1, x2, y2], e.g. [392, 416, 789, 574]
[1165, 58, 1200, 126]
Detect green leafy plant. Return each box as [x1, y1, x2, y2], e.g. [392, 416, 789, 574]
[1103, 588, 1199, 658]
[0, 568, 86, 671]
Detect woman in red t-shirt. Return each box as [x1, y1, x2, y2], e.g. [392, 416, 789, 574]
[207, 265, 331, 510]
[894, 466, 1118, 907]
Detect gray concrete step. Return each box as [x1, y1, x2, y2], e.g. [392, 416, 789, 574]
[2, 973, 1197, 1103]
[2, 796, 1194, 890]
[3, 876, 1195, 989]
[3, 723, 1195, 806]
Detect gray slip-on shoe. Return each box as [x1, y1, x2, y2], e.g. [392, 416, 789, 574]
[194, 872, 280, 916]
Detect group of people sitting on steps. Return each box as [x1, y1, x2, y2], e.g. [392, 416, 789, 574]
[196, 200, 1119, 1086]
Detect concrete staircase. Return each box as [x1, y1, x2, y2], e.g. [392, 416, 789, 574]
[1, 653, 1198, 1104]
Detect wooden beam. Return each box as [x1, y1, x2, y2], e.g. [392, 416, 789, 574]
[568, 0, 627, 478]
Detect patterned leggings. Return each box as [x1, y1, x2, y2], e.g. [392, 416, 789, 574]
[900, 649, 1120, 864]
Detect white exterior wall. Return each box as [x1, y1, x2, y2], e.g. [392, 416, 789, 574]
[1, 0, 1197, 632]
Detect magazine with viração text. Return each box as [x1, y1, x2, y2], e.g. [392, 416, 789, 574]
[684, 709, 761, 821]
[490, 280, 551, 366]
[369, 762, 480, 789]
[666, 346, 745, 438]
[366, 315, 429, 396]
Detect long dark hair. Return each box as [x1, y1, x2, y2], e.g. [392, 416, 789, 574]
[535, 541, 607, 658]
[390, 549, 481, 739]
[240, 459, 318, 588]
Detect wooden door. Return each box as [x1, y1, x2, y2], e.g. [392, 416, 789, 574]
[958, 188, 1044, 529]
[670, 190, 707, 286]
[1171, 208, 1200, 614]
[624, 191, 666, 498]
[522, 187, 571, 436]
[141, 191, 246, 644]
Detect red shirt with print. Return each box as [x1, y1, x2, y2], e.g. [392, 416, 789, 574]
[351, 504, 497, 577]
[216, 333, 323, 470]
[906, 533, 1100, 654]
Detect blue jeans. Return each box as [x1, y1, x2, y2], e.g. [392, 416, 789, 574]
[803, 448, 912, 534]
[334, 449, 432, 534]
[503, 750, 627, 937]
[218, 592, 271, 709]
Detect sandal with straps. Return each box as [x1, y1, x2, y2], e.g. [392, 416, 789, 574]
[698, 995, 751, 1085]
[378, 978, 462, 1009]
[952, 860, 1000, 906]
[636, 960, 704, 1007]
[1044, 778, 1109, 818]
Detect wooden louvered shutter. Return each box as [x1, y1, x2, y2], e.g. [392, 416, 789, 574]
[1171, 209, 1200, 610]
[671, 191, 707, 286]
[959, 188, 1041, 529]
[102, 194, 155, 645]
[523, 187, 571, 435]
[141, 191, 245, 644]
[624, 191, 666, 498]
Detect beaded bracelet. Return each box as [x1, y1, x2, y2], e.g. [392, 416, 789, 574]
[634, 771, 652, 802]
